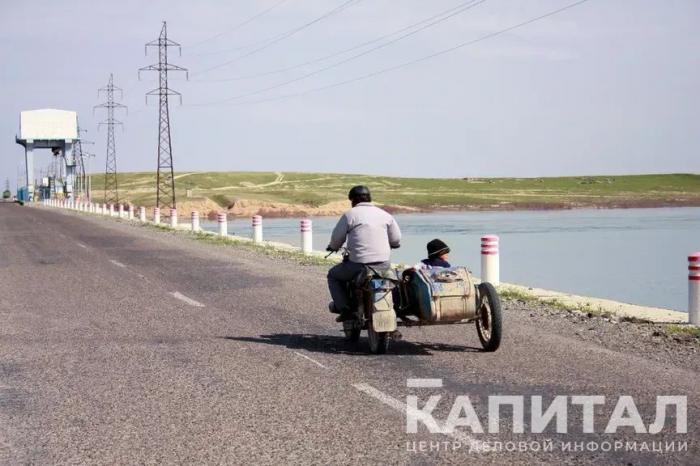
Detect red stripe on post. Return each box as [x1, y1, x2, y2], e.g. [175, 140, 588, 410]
[689, 253, 700, 262]
[689, 276, 700, 281]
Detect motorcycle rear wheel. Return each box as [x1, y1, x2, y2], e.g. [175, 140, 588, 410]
[368, 326, 389, 354]
[343, 321, 361, 342]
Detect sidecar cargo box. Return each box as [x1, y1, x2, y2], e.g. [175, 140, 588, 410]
[409, 266, 477, 322]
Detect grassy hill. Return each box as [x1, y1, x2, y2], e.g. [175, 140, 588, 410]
[87, 172, 700, 215]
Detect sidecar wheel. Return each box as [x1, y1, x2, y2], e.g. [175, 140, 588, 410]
[368, 326, 389, 354]
[476, 282, 502, 352]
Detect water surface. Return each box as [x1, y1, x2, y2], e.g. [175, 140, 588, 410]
[203, 207, 699, 312]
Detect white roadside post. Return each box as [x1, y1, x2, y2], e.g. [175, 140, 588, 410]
[170, 208, 178, 228]
[128, 204, 134, 220]
[102, 203, 107, 215]
[481, 235, 500, 286]
[154, 207, 161, 225]
[191, 211, 200, 232]
[218, 212, 227, 237]
[252, 215, 263, 243]
[139, 206, 146, 223]
[300, 218, 312, 255]
[109, 204, 115, 216]
[118, 204, 124, 218]
[689, 252, 700, 325]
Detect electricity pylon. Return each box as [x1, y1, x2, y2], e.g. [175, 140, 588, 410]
[139, 21, 188, 210]
[94, 74, 127, 205]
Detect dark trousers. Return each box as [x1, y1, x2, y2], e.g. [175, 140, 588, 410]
[327, 261, 367, 313]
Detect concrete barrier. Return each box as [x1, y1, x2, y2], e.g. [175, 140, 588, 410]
[481, 235, 500, 286]
[154, 207, 161, 225]
[128, 204, 134, 220]
[109, 204, 115, 217]
[301, 218, 312, 255]
[191, 211, 200, 232]
[218, 212, 227, 237]
[689, 252, 700, 324]
[118, 204, 124, 218]
[170, 208, 177, 228]
[139, 206, 146, 223]
[252, 215, 263, 243]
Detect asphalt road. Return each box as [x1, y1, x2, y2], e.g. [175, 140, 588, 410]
[0, 203, 697, 465]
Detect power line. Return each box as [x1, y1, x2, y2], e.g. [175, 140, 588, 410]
[187, 0, 290, 49]
[189, 0, 591, 108]
[191, 0, 487, 106]
[194, 0, 487, 83]
[192, 0, 362, 77]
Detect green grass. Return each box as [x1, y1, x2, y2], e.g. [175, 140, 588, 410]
[140, 221, 335, 266]
[665, 324, 700, 337]
[87, 171, 700, 211]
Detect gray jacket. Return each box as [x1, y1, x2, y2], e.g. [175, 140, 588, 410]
[328, 202, 401, 264]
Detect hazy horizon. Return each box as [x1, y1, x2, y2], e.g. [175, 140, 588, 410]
[2, 0, 699, 190]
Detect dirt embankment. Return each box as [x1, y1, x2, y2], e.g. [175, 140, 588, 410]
[174, 198, 422, 220]
[159, 196, 700, 220]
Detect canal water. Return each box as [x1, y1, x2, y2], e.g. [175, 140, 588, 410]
[202, 207, 699, 312]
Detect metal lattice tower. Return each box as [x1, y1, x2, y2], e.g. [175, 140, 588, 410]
[139, 21, 188, 210]
[75, 125, 94, 201]
[94, 74, 127, 205]
[74, 126, 85, 197]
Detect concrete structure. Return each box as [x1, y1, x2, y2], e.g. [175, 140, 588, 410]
[154, 207, 161, 225]
[301, 219, 312, 255]
[15, 109, 79, 201]
[218, 212, 227, 237]
[191, 211, 200, 232]
[139, 206, 147, 223]
[481, 235, 500, 286]
[252, 215, 263, 243]
[690, 253, 700, 324]
[170, 209, 177, 228]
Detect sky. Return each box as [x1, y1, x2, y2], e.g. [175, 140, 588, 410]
[1, 0, 699, 189]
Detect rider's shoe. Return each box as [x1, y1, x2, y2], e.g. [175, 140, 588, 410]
[335, 312, 354, 322]
[328, 302, 339, 314]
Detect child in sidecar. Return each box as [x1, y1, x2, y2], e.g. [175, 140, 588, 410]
[421, 238, 451, 269]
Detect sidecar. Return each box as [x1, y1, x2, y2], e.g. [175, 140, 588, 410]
[394, 266, 502, 351]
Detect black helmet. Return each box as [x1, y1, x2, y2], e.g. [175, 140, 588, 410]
[348, 185, 371, 204]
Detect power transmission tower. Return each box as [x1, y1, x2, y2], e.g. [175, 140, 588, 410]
[94, 74, 127, 205]
[74, 127, 85, 198]
[139, 21, 188, 210]
[74, 126, 95, 201]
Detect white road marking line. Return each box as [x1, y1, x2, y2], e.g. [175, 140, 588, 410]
[170, 291, 205, 308]
[293, 351, 328, 369]
[109, 259, 126, 268]
[352, 382, 485, 448]
[77, 243, 87, 249]
[407, 378, 443, 388]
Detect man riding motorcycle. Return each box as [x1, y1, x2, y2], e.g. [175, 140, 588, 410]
[326, 185, 402, 322]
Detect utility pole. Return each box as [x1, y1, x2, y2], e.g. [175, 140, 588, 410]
[74, 128, 85, 199]
[76, 126, 95, 201]
[94, 74, 127, 205]
[139, 21, 188, 210]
